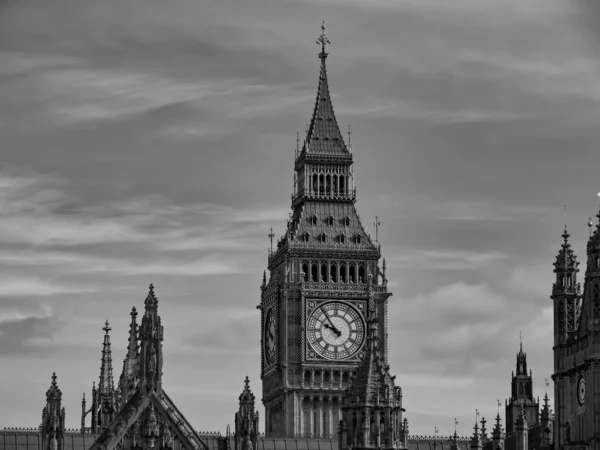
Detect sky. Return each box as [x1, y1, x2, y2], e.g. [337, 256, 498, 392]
[1, 0, 600, 438]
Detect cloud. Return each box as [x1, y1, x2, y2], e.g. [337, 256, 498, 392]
[0, 306, 65, 355]
[387, 249, 508, 271]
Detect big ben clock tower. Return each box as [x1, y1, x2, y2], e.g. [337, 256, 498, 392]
[259, 23, 391, 438]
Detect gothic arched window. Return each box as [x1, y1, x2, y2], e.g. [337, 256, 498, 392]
[358, 264, 365, 284]
[330, 263, 338, 283]
[340, 263, 347, 283]
[321, 263, 328, 282]
[311, 263, 318, 282]
[302, 262, 309, 282]
[349, 263, 356, 283]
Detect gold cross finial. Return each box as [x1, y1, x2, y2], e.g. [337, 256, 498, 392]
[317, 21, 331, 59]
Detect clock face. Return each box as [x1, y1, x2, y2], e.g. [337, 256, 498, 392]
[307, 301, 365, 360]
[264, 308, 276, 366]
[578, 376, 585, 405]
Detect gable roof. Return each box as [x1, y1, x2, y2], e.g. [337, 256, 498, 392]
[90, 390, 209, 450]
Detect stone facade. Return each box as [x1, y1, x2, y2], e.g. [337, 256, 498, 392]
[552, 218, 600, 450]
[259, 23, 390, 438]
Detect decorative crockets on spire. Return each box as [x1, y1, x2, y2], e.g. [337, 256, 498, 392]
[470, 421, 482, 450]
[339, 313, 406, 450]
[139, 284, 164, 395]
[119, 306, 140, 406]
[94, 321, 117, 432]
[42, 373, 65, 450]
[491, 413, 505, 450]
[234, 377, 259, 450]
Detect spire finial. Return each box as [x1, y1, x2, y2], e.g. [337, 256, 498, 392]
[454, 418, 458, 434]
[103, 320, 111, 334]
[374, 216, 381, 247]
[519, 330, 522, 351]
[268, 226, 275, 254]
[51, 372, 57, 386]
[316, 21, 330, 59]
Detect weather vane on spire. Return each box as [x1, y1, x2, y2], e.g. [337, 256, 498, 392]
[317, 21, 331, 59]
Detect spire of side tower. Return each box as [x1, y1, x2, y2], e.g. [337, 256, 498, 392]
[96, 321, 116, 431]
[139, 283, 164, 395]
[98, 321, 115, 399]
[41, 373, 66, 450]
[552, 223, 580, 345]
[119, 306, 140, 406]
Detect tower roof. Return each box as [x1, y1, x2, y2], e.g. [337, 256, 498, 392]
[492, 413, 503, 440]
[141, 283, 162, 340]
[301, 22, 349, 156]
[46, 372, 62, 402]
[554, 225, 579, 273]
[239, 376, 255, 406]
[470, 421, 481, 449]
[515, 334, 527, 376]
[98, 320, 115, 397]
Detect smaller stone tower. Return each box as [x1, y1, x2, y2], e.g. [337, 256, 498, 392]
[234, 377, 259, 450]
[338, 313, 406, 450]
[505, 338, 538, 435]
[41, 373, 66, 450]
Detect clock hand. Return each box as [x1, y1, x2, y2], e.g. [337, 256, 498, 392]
[321, 310, 342, 336]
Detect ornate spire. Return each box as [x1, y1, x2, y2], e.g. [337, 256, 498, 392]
[316, 21, 330, 60]
[515, 335, 527, 376]
[301, 22, 349, 156]
[46, 372, 62, 402]
[140, 283, 164, 394]
[540, 392, 551, 422]
[98, 320, 115, 398]
[126, 307, 140, 372]
[119, 306, 140, 406]
[470, 420, 482, 450]
[554, 223, 579, 284]
[239, 376, 255, 406]
[42, 373, 66, 450]
[492, 413, 503, 440]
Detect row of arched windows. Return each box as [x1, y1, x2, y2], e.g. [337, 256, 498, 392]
[309, 173, 347, 195]
[301, 261, 366, 284]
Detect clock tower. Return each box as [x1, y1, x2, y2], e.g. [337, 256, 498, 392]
[259, 23, 391, 438]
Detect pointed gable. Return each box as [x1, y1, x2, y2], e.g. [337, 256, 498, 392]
[88, 284, 210, 450]
[90, 390, 209, 450]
